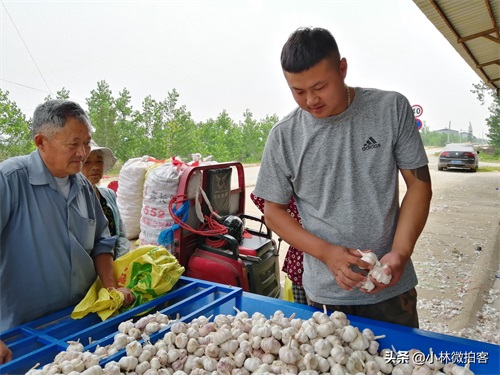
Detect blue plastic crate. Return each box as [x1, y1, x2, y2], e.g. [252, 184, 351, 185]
[237, 293, 500, 374]
[1, 277, 240, 374]
[1, 276, 499, 374]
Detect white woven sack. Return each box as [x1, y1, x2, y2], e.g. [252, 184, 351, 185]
[139, 163, 185, 246]
[117, 156, 158, 239]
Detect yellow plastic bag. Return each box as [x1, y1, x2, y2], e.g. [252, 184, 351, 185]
[71, 245, 185, 321]
[70, 279, 124, 321]
[282, 276, 294, 302]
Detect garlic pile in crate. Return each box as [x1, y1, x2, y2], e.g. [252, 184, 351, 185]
[25, 339, 102, 375]
[26, 307, 475, 375]
[357, 249, 392, 291]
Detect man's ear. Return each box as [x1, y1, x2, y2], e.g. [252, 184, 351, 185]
[339, 57, 348, 79]
[34, 134, 45, 148]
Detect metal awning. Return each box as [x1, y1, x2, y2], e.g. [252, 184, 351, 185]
[413, 0, 500, 95]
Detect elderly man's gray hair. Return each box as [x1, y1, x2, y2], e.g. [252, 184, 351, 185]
[32, 100, 92, 138]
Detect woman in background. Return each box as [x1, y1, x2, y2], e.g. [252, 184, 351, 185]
[82, 141, 130, 259]
[250, 192, 306, 304]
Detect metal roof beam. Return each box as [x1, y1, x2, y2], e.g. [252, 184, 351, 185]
[476, 59, 500, 68]
[482, 35, 500, 44]
[485, 0, 499, 39]
[429, 0, 496, 89]
[457, 26, 500, 43]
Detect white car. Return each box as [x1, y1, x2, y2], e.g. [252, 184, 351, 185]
[438, 143, 479, 172]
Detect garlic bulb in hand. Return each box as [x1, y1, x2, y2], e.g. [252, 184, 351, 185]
[369, 263, 392, 285]
[360, 278, 375, 292]
[356, 250, 392, 288]
[356, 249, 378, 268]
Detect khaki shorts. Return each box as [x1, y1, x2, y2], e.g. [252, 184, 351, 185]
[307, 288, 419, 328]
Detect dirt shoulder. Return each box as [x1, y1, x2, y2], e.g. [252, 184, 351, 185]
[411, 154, 500, 344]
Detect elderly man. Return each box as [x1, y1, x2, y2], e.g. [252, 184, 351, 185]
[0, 100, 135, 363]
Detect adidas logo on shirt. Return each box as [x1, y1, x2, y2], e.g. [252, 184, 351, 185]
[362, 137, 381, 151]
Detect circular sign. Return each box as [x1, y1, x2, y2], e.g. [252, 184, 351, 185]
[412, 104, 423, 118]
[416, 118, 423, 130]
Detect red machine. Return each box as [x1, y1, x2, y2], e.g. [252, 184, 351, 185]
[170, 162, 281, 298]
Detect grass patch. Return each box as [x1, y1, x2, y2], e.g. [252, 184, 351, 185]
[479, 166, 500, 172]
[479, 155, 500, 163]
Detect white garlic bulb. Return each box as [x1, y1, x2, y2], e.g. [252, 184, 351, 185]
[355, 250, 393, 286]
[356, 249, 379, 268]
[360, 278, 376, 291]
[370, 264, 392, 284]
[66, 340, 84, 352]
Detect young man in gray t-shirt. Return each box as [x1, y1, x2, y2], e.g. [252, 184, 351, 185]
[254, 27, 432, 328]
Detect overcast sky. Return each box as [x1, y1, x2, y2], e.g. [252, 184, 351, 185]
[0, 0, 493, 138]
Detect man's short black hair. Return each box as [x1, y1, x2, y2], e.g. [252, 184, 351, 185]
[281, 27, 340, 73]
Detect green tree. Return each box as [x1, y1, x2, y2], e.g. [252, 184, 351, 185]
[471, 82, 500, 147]
[135, 94, 175, 159]
[0, 89, 33, 160]
[167, 104, 199, 160]
[86, 80, 119, 151]
[0, 83, 284, 164]
[44, 87, 71, 101]
[238, 109, 259, 162]
[113, 88, 145, 162]
[236, 110, 280, 163]
[160, 90, 198, 159]
[198, 110, 239, 161]
[420, 130, 449, 147]
[255, 114, 279, 160]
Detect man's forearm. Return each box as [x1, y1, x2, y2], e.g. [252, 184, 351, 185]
[93, 253, 117, 288]
[93, 252, 136, 306]
[391, 179, 432, 260]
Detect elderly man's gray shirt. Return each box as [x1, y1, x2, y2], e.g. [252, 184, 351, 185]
[0, 150, 115, 330]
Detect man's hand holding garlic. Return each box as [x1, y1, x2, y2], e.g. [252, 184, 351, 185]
[355, 249, 393, 293]
[377, 250, 413, 287]
[318, 244, 374, 292]
[352, 249, 414, 294]
[315, 244, 399, 294]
